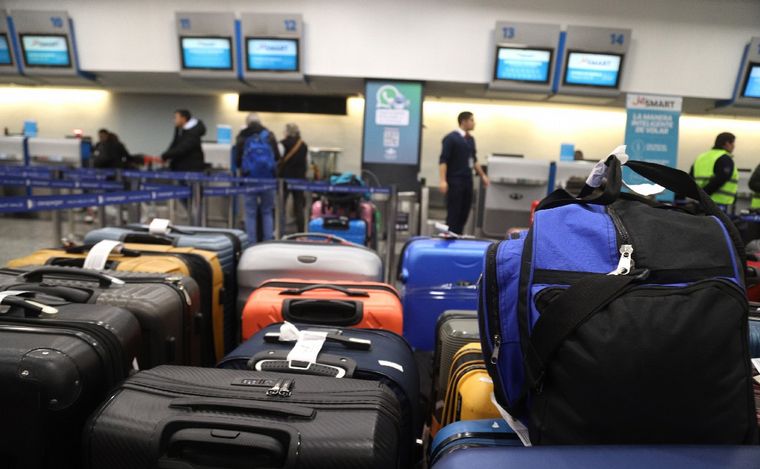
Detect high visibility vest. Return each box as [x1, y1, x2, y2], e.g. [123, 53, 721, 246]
[752, 193, 760, 209]
[693, 149, 739, 205]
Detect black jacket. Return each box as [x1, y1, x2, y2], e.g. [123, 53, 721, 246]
[749, 164, 760, 194]
[93, 138, 130, 169]
[235, 123, 281, 171]
[278, 135, 308, 179]
[162, 119, 207, 172]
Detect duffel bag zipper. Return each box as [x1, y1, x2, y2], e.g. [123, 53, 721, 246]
[607, 207, 634, 276]
[482, 242, 502, 365]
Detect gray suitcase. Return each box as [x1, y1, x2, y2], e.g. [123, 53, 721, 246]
[0, 266, 202, 368]
[433, 310, 480, 403]
[237, 233, 384, 313]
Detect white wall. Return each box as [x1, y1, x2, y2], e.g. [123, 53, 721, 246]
[1, 87, 758, 184]
[5, 0, 760, 98]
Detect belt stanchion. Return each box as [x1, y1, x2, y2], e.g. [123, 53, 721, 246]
[227, 178, 236, 229]
[51, 169, 63, 246]
[191, 180, 203, 227]
[384, 185, 399, 283]
[276, 178, 286, 239]
[127, 177, 141, 224]
[200, 182, 208, 228]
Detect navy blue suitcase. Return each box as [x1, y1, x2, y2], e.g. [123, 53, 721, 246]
[218, 322, 420, 466]
[429, 419, 520, 466]
[431, 446, 760, 469]
[308, 216, 367, 246]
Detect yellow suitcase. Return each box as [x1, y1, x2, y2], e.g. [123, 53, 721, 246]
[7, 243, 227, 363]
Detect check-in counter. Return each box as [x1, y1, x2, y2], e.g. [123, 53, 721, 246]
[202, 142, 233, 170]
[554, 160, 595, 190]
[28, 137, 85, 167]
[0, 136, 27, 164]
[736, 168, 753, 214]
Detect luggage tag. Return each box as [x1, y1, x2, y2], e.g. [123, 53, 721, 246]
[587, 145, 664, 197]
[148, 218, 172, 235]
[280, 322, 329, 371]
[83, 240, 124, 271]
[490, 392, 532, 447]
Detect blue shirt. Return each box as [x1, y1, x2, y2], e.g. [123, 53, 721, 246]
[439, 130, 476, 180]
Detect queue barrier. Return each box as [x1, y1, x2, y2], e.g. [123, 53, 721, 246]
[0, 186, 191, 213]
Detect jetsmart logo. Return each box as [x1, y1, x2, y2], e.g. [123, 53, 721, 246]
[257, 43, 288, 52]
[633, 95, 676, 109]
[581, 57, 612, 67]
[32, 39, 60, 48]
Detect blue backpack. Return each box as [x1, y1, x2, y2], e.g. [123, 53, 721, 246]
[480, 157, 754, 445]
[241, 130, 275, 178]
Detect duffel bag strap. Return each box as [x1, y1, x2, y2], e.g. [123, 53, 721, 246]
[523, 273, 639, 391]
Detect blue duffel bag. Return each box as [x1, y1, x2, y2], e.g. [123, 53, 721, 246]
[480, 154, 756, 445]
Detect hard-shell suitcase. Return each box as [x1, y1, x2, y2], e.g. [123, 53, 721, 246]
[308, 216, 368, 246]
[433, 310, 480, 405]
[85, 225, 242, 353]
[7, 243, 225, 364]
[403, 283, 479, 351]
[0, 266, 202, 367]
[83, 366, 405, 469]
[0, 291, 140, 469]
[241, 279, 403, 339]
[750, 317, 760, 358]
[431, 446, 760, 469]
[311, 199, 375, 240]
[748, 260, 760, 302]
[429, 419, 520, 466]
[219, 322, 420, 466]
[237, 233, 384, 313]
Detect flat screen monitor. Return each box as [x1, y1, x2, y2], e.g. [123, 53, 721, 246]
[0, 34, 12, 66]
[180, 36, 233, 70]
[741, 63, 760, 98]
[246, 37, 299, 72]
[563, 51, 623, 88]
[20, 34, 71, 68]
[494, 47, 552, 83]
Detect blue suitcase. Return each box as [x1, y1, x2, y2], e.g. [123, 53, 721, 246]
[308, 216, 367, 246]
[750, 317, 760, 357]
[218, 322, 420, 466]
[397, 237, 492, 350]
[431, 446, 760, 469]
[429, 419, 521, 466]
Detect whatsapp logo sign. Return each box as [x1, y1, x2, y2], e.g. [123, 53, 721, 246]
[376, 85, 410, 110]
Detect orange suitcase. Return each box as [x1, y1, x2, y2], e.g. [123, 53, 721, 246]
[241, 279, 403, 339]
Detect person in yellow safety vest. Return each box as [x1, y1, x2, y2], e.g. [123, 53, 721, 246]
[690, 132, 739, 207]
[749, 163, 760, 210]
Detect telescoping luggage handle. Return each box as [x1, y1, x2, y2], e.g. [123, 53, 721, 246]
[282, 232, 354, 245]
[20, 266, 125, 288]
[279, 284, 370, 297]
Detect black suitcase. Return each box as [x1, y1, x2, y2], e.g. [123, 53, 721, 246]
[0, 266, 202, 368]
[84, 366, 403, 469]
[0, 291, 141, 469]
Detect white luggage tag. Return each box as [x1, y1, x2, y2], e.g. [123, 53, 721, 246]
[279, 322, 328, 370]
[587, 145, 665, 197]
[148, 218, 172, 235]
[490, 392, 532, 446]
[83, 240, 124, 271]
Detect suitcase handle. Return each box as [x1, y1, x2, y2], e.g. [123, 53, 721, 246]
[121, 233, 176, 245]
[322, 217, 350, 230]
[250, 350, 358, 378]
[279, 284, 370, 297]
[157, 416, 298, 469]
[264, 330, 372, 350]
[20, 267, 124, 288]
[168, 397, 315, 418]
[126, 223, 193, 235]
[282, 299, 364, 326]
[64, 244, 142, 257]
[0, 293, 59, 317]
[282, 232, 351, 245]
[4, 283, 93, 303]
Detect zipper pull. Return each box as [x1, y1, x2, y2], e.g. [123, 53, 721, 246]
[608, 244, 634, 276]
[490, 335, 501, 364]
[279, 379, 294, 397]
[168, 277, 192, 306]
[267, 379, 283, 396]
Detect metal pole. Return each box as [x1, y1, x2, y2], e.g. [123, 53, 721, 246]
[276, 178, 286, 239]
[51, 170, 62, 245]
[384, 185, 399, 283]
[114, 170, 124, 226]
[99, 200, 107, 227]
[226, 195, 234, 229]
[191, 181, 203, 227]
[305, 187, 313, 234]
[419, 185, 430, 237]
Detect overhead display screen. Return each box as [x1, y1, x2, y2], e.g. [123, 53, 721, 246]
[494, 47, 552, 83]
[180, 36, 233, 70]
[564, 51, 623, 88]
[742, 63, 760, 98]
[0, 34, 12, 65]
[20, 34, 71, 67]
[246, 38, 299, 72]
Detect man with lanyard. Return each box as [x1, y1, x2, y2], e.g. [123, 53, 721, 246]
[438, 111, 489, 234]
[691, 132, 739, 212]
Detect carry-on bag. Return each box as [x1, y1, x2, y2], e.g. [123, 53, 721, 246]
[311, 199, 376, 241]
[0, 291, 140, 469]
[0, 265, 202, 367]
[219, 322, 420, 466]
[432, 310, 480, 405]
[241, 279, 403, 339]
[480, 154, 757, 444]
[403, 283, 479, 351]
[237, 232, 384, 312]
[308, 216, 368, 246]
[83, 366, 405, 469]
[429, 419, 520, 466]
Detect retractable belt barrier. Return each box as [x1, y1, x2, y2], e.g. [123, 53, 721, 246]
[0, 186, 191, 213]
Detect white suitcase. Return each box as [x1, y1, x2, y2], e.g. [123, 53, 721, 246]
[236, 233, 384, 312]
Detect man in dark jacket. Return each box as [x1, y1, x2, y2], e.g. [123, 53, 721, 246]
[750, 163, 760, 211]
[162, 109, 206, 172]
[278, 123, 308, 233]
[92, 129, 130, 169]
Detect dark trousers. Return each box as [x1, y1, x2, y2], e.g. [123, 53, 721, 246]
[284, 189, 306, 233]
[446, 179, 473, 235]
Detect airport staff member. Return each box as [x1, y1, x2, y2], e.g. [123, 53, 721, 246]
[691, 132, 739, 209]
[439, 111, 489, 234]
[750, 163, 760, 211]
[162, 109, 207, 172]
[278, 123, 308, 233]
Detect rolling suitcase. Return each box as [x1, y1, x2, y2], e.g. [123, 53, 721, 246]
[403, 283, 479, 351]
[308, 216, 368, 246]
[237, 233, 384, 313]
[431, 446, 760, 469]
[219, 322, 420, 466]
[0, 291, 140, 469]
[429, 419, 520, 466]
[751, 317, 760, 358]
[311, 199, 376, 241]
[241, 279, 403, 339]
[433, 310, 480, 406]
[0, 266, 202, 367]
[85, 225, 241, 353]
[7, 243, 225, 364]
[84, 366, 405, 469]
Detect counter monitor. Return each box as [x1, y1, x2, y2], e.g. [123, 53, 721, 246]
[246, 38, 299, 72]
[180, 36, 233, 70]
[741, 63, 760, 98]
[494, 47, 552, 83]
[563, 51, 623, 88]
[0, 34, 12, 65]
[20, 34, 71, 68]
